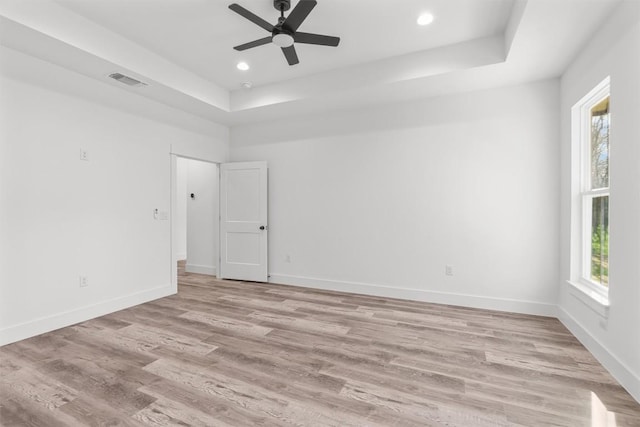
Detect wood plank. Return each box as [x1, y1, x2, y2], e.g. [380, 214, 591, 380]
[0, 366, 78, 410]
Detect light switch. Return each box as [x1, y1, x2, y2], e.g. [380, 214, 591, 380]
[154, 209, 169, 220]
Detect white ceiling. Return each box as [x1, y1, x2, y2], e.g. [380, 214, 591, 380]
[0, 0, 621, 128]
[54, 0, 515, 90]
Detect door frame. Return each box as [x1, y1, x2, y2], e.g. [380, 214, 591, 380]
[170, 153, 220, 292]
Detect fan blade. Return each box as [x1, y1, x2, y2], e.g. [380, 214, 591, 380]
[234, 37, 272, 51]
[294, 32, 340, 46]
[281, 45, 299, 65]
[229, 4, 274, 32]
[282, 0, 316, 32]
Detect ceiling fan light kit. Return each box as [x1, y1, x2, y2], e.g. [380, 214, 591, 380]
[229, 0, 340, 66]
[272, 33, 294, 48]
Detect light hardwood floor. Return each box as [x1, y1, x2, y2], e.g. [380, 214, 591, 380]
[1, 263, 639, 426]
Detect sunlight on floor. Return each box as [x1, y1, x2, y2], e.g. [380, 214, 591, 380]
[592, 392, 617, 427]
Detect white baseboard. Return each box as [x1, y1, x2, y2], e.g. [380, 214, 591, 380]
[185, 264, 216, 276]
[268, 273, 557, 317]
[558, 307, 640, 404]
[0, 284, 175, 347]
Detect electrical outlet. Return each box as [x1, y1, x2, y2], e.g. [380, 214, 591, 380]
[79, 276, 89, 287]
[284, 254, 291, 263]
[79, 149, 89, 161]
[445, 265, 454, 276]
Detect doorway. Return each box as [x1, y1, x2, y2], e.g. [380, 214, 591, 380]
[170, 156, 269, 290]
[172, 156, 219, 288]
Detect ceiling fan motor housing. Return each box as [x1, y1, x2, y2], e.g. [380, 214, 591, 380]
[272, 11, 293, 47]
[273, 0, 290, 12]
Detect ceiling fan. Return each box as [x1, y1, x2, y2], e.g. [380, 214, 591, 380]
[228, 0, 340, 66]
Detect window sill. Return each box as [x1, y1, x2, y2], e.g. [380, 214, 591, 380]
[566, 280, 610, 318]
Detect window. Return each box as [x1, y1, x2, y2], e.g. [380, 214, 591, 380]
[573, 77, 610, 298]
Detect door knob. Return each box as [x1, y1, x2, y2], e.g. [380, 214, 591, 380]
[259, 226, 266, 230]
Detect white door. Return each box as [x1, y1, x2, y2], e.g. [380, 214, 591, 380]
[219, 161, 268, 282]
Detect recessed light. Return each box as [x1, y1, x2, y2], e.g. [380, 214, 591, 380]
[241, 81, 253, 89]
[236, 61, 250, 71]
[417, 13, 434, 26]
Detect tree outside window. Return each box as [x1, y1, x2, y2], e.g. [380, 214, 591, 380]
[588, 96, 610, 287]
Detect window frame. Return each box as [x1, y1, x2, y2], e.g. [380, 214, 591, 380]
[575, 77, 611, 299]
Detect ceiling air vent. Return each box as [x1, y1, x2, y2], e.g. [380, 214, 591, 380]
[108, 73, 147, 87]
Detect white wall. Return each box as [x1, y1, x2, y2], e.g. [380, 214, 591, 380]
[559, 1, 640, 402]
[175, 157, 188, 260]
[231, 79, 560, 316]
[185, 159, 218, 276]
[0, 54, 228, 345]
